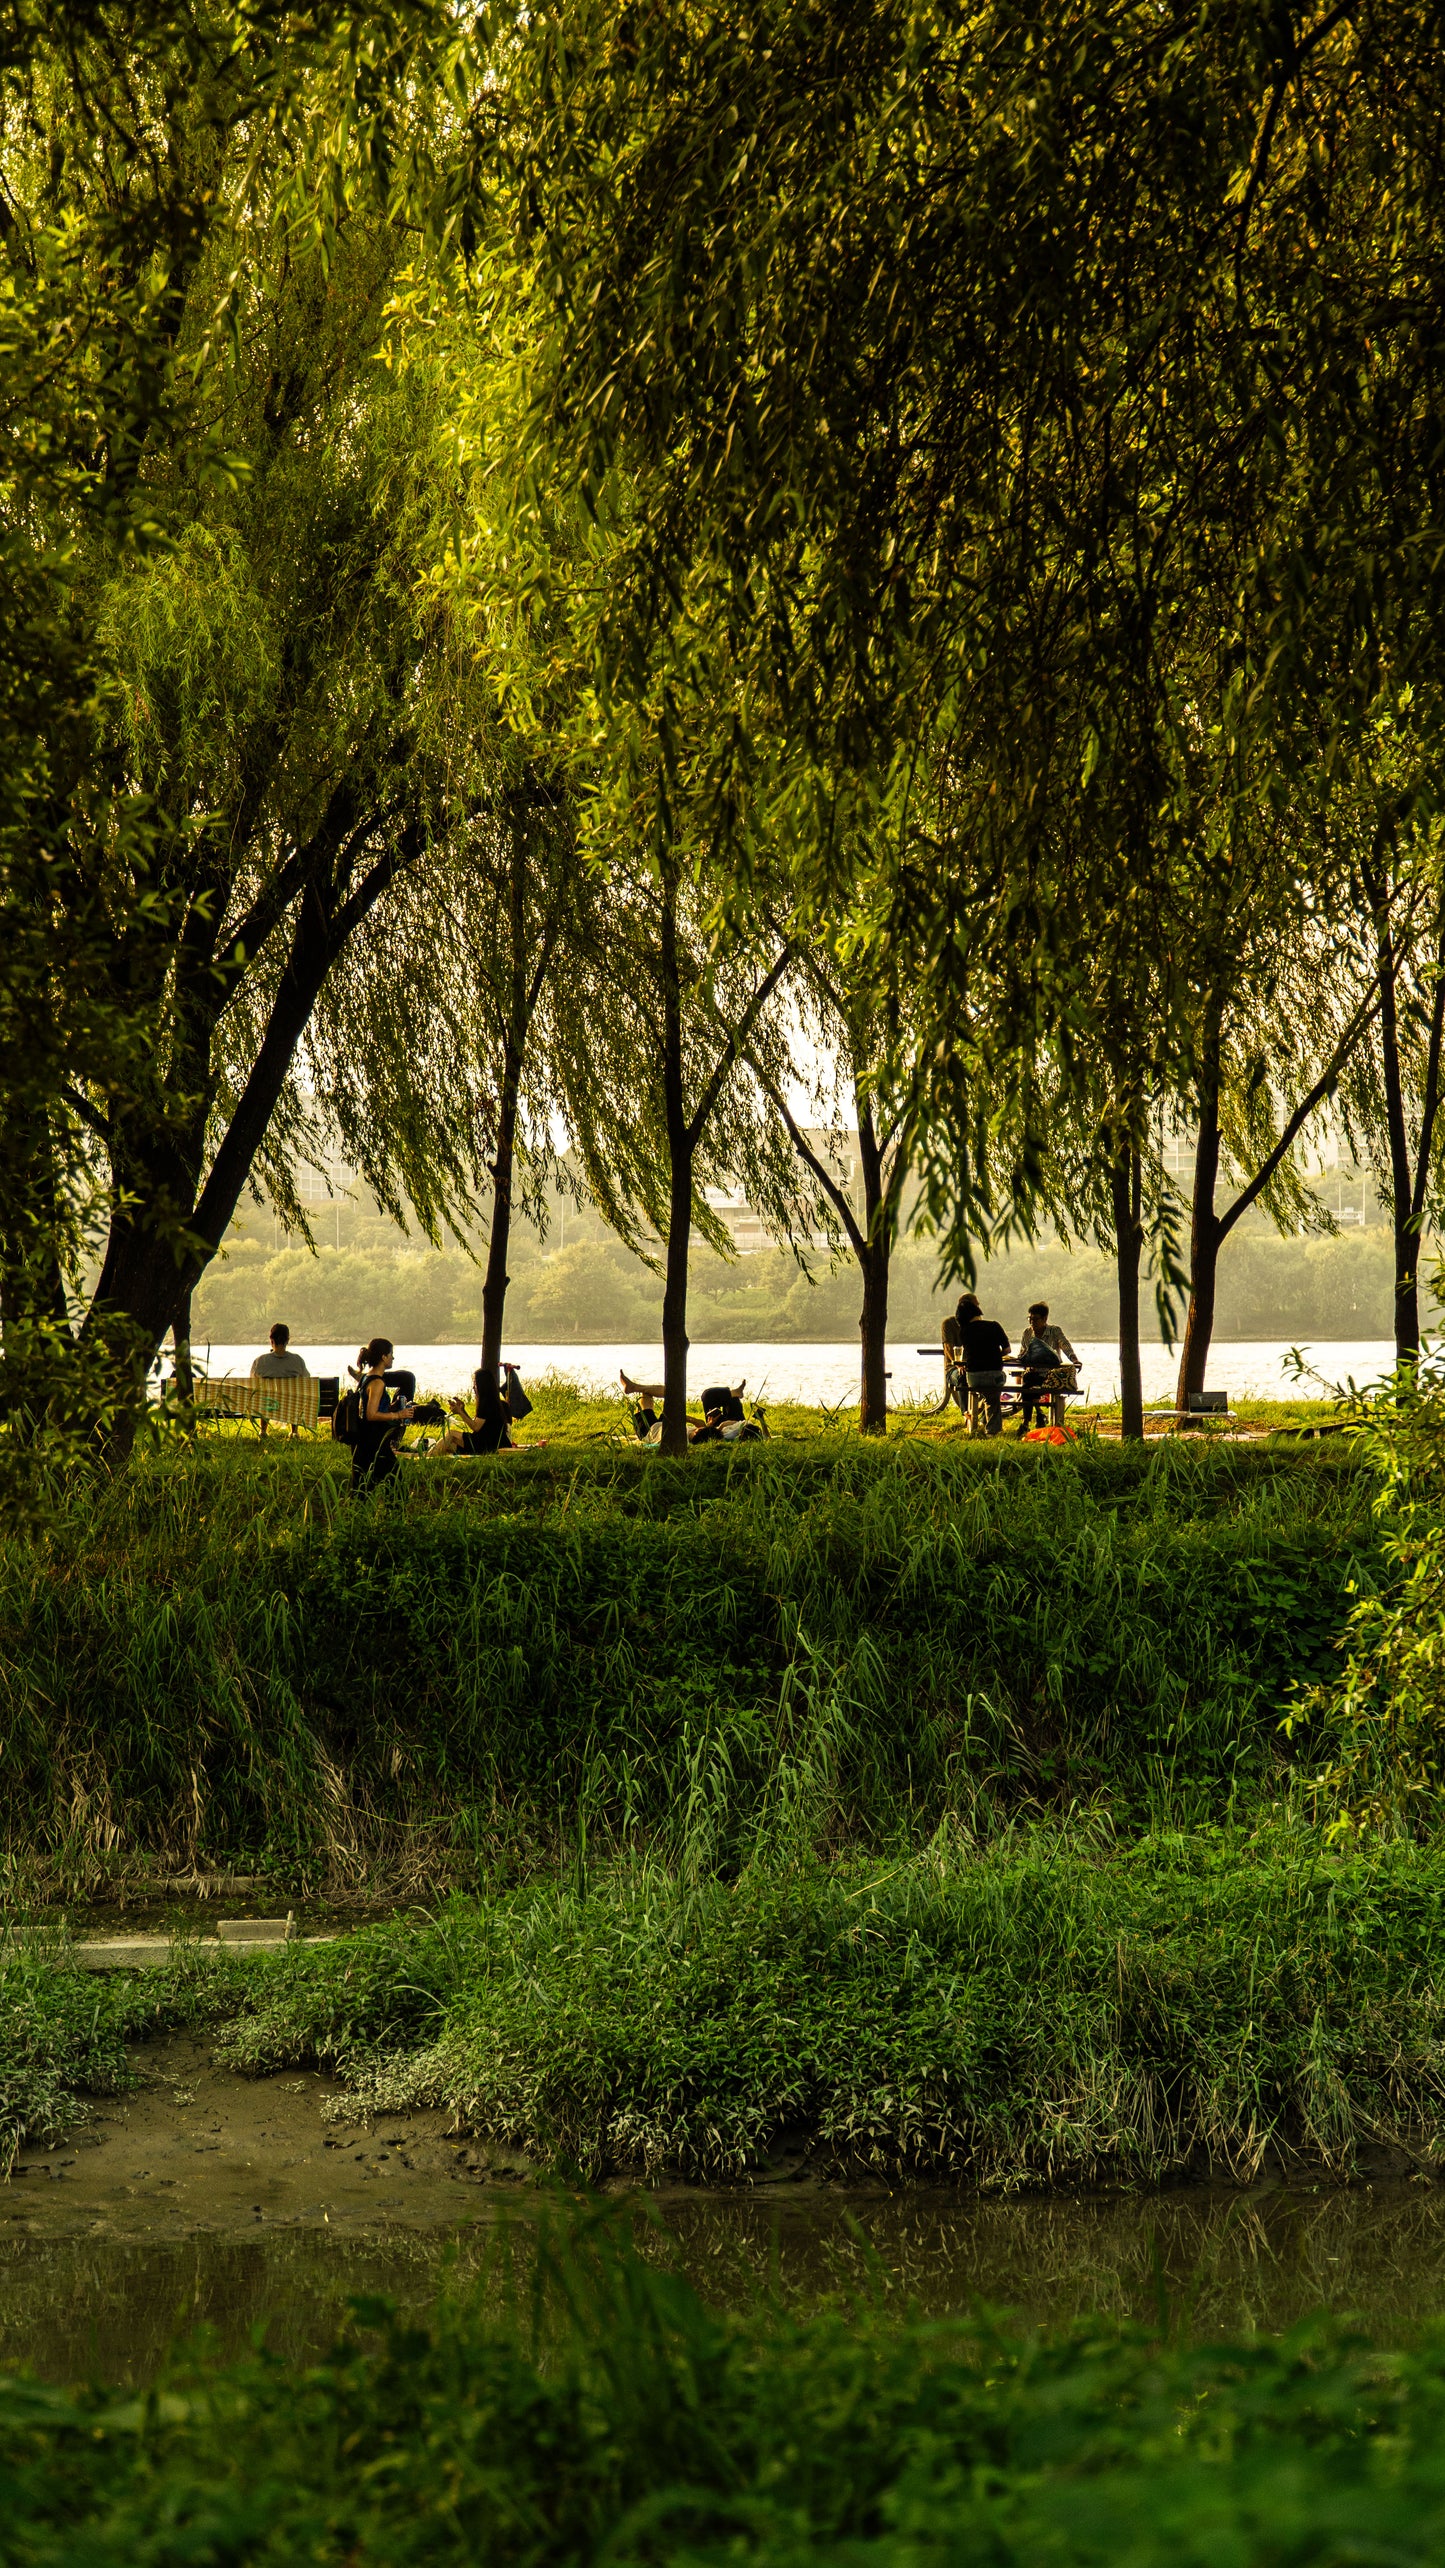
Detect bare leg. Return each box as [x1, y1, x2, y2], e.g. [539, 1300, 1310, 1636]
[418, 1430, 469, 1458]
[621, 1371, 666, 1400]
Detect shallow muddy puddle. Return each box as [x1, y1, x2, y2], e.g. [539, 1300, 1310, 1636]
[8, 2034, 1445, 2380]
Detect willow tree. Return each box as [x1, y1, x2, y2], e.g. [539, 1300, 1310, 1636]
[0, 0, 481, 1443]
[549, 845, 797, 1454]
[484, 0, 1445, 1348]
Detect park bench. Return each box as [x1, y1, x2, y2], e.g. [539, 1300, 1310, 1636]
[1141, 1389, 1231, 1432]
[190, 1374, 339, 1435]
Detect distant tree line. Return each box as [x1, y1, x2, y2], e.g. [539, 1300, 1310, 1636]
[193, 1220, 1435, 1358]
[5, 2, 1445, 1457]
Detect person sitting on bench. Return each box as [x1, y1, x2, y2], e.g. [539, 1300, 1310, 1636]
[957, 1293, 1010, 1436]
[352, 1338, 414, 1490]
[251, 1322, 309, 1437]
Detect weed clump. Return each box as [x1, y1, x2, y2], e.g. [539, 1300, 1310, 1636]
[3, 1831, 1419, 2190]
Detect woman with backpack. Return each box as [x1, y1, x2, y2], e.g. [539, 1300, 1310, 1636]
[350, 1338, 415, 1489]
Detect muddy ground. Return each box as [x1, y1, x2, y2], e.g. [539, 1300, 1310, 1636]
[4, 2032, 531, 2239]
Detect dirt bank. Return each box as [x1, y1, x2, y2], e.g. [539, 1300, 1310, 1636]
[3, 2033, 533, 2240]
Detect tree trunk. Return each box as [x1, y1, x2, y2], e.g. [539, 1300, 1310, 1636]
[480, 818, 532, 1377]
[1377, 952, 1421, 1366]
[856, 1102, 890, 1434]
[172, 1286, 195, 1424]
[858, 1240, 890, 1433]
[658, 862, 691, 1456]
[660, 1149, 692, 1457]
[84, 842, 413, 1462]
[1112, 1141, 1144, 1441]
[479, 1064, 519, 1379]
[1365, 836, 1422, 1368]
[1176, 1005, 1223, 1410]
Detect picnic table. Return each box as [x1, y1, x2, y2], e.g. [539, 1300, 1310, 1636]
[917, 1347, 1086, 1433]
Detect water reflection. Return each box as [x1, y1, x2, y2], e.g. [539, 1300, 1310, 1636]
[5, 2181, 1445, 2385]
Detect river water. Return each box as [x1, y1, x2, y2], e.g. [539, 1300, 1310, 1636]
[7, 2183, 1445, 2384]
[3, 2034, 1444, 2382]
[187, 1338, 1401, 1409]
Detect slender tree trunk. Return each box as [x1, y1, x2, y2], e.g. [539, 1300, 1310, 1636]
[859, 1240, 890, 1433]
[480, 828, 531, 1377]
[1176, 1005, 1224, 1410]
[658, 863, 691, 1457]
[1112, 1141, 1145, 1441]
[1375, 907, 1422, 1365]
[856, 1103, 890, 1434]
[480, 1063, 520, 1379]
[660, 1149, 692, 1458]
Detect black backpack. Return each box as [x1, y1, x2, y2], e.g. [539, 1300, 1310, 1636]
[331, 1386, 362, 1446]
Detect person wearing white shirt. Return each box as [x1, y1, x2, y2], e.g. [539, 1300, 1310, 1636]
[250, 1323, 309, 1436]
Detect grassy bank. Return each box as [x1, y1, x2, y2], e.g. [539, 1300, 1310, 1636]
[13, 1831, 1445, 2186]
[9, 2214, 1445, 2560]
[0, 1439, 1370, 1894]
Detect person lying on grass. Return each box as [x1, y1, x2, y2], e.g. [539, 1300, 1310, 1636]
[419, 1362, 547, 1458]
[622, 1374, 761, 1444]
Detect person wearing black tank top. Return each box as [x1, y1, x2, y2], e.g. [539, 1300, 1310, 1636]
[421, 1359, 546, 1458]
[351, 1337, 415, 1489]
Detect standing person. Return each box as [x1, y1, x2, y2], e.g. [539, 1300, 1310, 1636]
[250, 1321, 309, 1437]
[957, 1292, 1011, 1437]
[1018, 1301, 1081, 1431]
[351, 1337, 414, 1490]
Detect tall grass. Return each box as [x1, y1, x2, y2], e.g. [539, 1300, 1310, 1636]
[9, 2209, 1445, 2559]
[0, 1442, 1370, 1893]
[0, 1829, 1423, 2188]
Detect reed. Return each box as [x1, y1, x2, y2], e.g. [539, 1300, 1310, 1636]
[5, 1826, 1434, 2188]
[0, 1440, 1370, 1894]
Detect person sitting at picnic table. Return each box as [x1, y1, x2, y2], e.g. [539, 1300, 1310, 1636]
[940, 1301, 970, 1412]
[249, 1323, 309, 1436]
[956, 1292, 1010, 1437]
[423, 1361, 546, 1457]
[351, 1337, 414, 1489]
[1015, 1301, 1081, 1434]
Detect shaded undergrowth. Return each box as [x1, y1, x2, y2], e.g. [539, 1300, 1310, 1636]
[8, 2210, 1445, 2561]
[0, 1441, 1370, 1893]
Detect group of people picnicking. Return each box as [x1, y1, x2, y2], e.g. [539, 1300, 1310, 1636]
[940, 1297, 1081, 1436]
[247, 1325, 543, 1489]
[240, 1294, 1077, 1490]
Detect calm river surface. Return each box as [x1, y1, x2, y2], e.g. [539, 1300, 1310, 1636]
[191, 1338, 1401, 1410]
[7, 2185, 1445, 2385]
